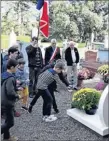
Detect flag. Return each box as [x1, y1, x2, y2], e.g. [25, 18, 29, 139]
[37, 0, 49, 38]
[37, 0, 44, 10]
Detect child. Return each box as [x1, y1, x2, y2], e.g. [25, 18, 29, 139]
[37, 59, 70, 113]
[1, 59, 21, 141]
[28, 61, 67, 122]
[16, 59, 29, 110]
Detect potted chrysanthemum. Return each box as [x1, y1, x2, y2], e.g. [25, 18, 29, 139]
[71, 88, 101, 115]
[97, 65, 109, 83]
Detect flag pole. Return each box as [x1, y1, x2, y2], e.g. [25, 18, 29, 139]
[37, 11, 41, 44]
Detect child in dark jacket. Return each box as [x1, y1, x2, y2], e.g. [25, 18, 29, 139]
[15, 58, 29, 110]
[1, 59, 21, 141]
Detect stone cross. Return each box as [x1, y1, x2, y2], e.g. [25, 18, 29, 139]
[9, 29, 17, 47]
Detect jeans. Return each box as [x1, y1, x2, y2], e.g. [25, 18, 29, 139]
[30, 89, 53, 116]
[1, 106, 14, 139]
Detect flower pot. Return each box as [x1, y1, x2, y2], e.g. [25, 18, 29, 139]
[77, 79, 83, 87]
[71, 103, 75, 109]
[85, 106, 97, 115]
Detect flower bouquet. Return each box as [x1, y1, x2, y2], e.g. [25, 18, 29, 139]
[77, 68, 90, 87]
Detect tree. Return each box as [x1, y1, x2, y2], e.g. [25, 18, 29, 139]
[49, 1, 107, 42]
[1, 1, 38, 35]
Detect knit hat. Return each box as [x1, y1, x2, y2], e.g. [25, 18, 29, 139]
[17, 58, 25, 64]
[55, 60, 65, 70]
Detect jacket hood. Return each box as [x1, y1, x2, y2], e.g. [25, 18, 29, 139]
[1, 71, 14, 81]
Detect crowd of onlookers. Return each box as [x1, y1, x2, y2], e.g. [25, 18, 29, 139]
[1, 37, 80, 141]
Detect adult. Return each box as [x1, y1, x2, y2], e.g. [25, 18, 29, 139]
[45, 39, 61, 65]
[65, 41, 80, 90]
[1, 53, 3, 73]
[26, 37, 43, 98]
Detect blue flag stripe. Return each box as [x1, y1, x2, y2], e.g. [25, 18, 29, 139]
[37, 0, 44, 10]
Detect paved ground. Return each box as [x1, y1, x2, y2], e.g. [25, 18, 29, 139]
[2, 76, 109, 141]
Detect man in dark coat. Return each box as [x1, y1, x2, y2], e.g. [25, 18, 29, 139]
[65, 41, 80, 90]
[26, 37, 43, 98]
[45, 39, 61, 65]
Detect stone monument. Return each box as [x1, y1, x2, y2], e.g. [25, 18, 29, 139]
[104, 34, 108, 48]
[67, 84, 109, 136]
[9, 28, 17, 47]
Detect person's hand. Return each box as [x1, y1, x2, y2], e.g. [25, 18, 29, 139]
[16, 80, 21, 84]
[18, 87, 24, 91]
[18, 95, 22, 99]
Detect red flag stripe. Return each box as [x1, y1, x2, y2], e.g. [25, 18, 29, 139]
[39, 1, 49, 38]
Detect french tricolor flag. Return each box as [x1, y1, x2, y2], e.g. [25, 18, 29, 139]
[37, 0, 49, 38]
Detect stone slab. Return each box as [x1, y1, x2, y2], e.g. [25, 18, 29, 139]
[67, 109, 109, 136]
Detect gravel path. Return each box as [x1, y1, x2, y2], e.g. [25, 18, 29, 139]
[2, 77, 109, 141]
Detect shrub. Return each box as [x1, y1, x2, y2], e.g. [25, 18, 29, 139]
[72, 88, 101, 111]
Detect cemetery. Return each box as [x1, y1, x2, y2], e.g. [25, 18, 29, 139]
[1, 1, 109, 141]
[67, 33, 109, 137]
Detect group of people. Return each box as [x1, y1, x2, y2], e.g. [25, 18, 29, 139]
[1, 37, 80, 141]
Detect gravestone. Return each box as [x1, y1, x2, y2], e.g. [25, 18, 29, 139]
[85, 51, 97, 62]
[81, 51, 101, 72]
[9, 28, 17, 48]
[67, 84, 109, 136]
[104, 34, 108, 48]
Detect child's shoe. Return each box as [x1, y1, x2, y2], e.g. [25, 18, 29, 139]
[43, 115, 57, 122]
[28, 105, 33, 113]
[21, 106, 28, 111]
[3, 136, 18, 141]
[54, 109, 59, 114]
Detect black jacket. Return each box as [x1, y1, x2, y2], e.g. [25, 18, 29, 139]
[45, 46, 61, 65]
[26, 45, 43, 68]
[1, 54, 3, 73]
[1, 72, 19, 107]
[65, 47, 80, 66]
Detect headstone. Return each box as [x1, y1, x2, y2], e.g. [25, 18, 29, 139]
[9, 28, 17, 47]
[91, 32, 94, 49]
[85, 51, 97, 62]
[98, 48, 109, 63]
[62, 39, 68, 59]
[67, 84, 109, 136]
[31, 27, 38, 38]
[104, 34, 108, 48]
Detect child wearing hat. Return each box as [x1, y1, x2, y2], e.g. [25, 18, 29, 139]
[16, 58, 29, 110]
